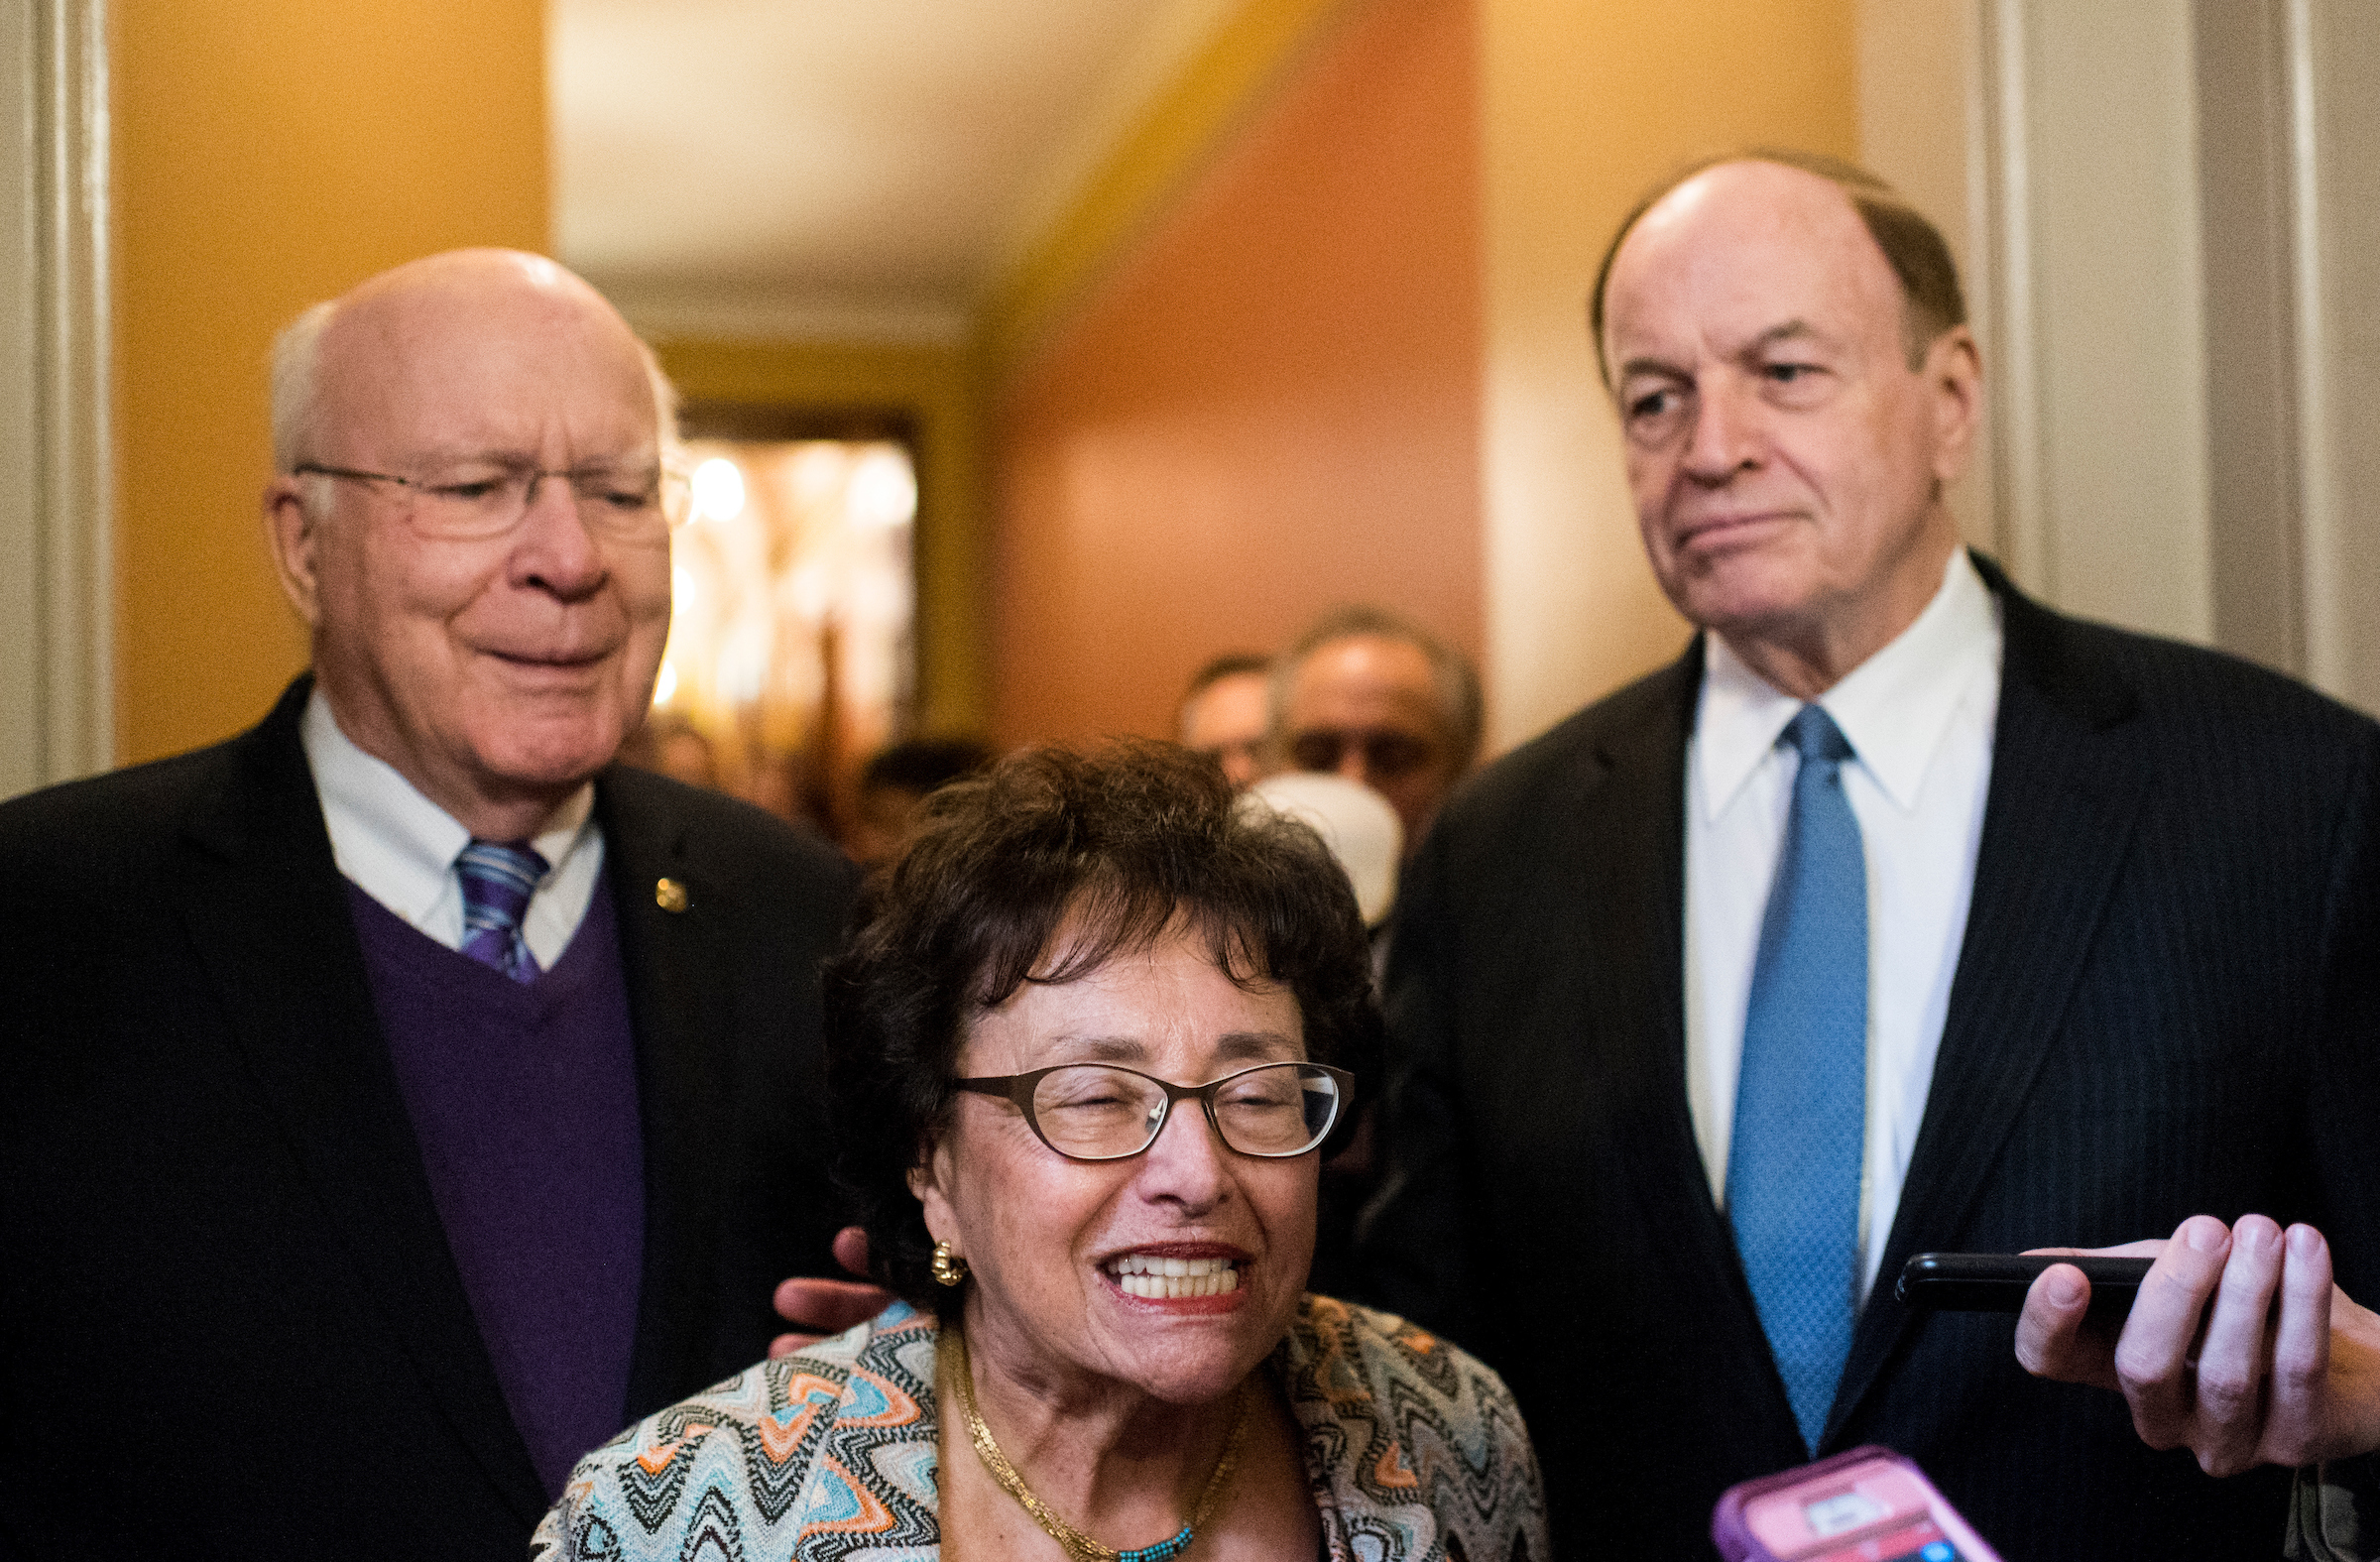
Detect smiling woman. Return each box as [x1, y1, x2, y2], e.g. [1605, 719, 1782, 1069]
[533, 742, 1549, 1561]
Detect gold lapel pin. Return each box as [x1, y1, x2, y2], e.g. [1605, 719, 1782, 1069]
[654, 878, 690, 913]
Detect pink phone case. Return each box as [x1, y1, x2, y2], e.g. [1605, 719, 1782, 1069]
[1711, 1445, 2003, 1562]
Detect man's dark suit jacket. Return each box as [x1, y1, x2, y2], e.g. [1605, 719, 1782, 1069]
[1362, 557, 2380, 1560]
[0, 677, 859, 1558]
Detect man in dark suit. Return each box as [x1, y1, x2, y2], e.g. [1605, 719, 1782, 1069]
[1361, 152, 2380, 1560]
[0, 251, 857, 1556]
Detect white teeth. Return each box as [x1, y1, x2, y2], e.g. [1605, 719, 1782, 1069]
[1111, 1255, 1236, 1276]
[1106, 1255, 1242, 1299]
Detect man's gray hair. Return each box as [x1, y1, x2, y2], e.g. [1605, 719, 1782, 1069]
[266, 292, 684, 519]
[269, 301, 335, 486]
[1271, 604, 1485, 772]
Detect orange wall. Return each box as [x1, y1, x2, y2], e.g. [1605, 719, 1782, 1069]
[992, 0, 1480, 749]
[113, 0, 548, 765]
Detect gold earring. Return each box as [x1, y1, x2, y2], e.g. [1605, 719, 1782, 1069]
[930, 1240, 969, 1287]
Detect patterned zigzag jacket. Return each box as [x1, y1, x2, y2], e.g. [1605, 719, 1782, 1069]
[533, 1293, 1549, 1561]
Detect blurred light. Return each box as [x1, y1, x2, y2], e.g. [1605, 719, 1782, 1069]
[691, 457, 746, 522]
[790, 442, 846, 505]
[720, 623, 772, 702]
[653, 661, 678, 706]
[849, 447, 916, 529]
[848, 569, 911, 624]
[787, 561, 833, 623]
[672, 565, 699, 609]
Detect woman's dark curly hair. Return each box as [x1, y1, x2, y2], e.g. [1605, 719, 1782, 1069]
[824, 739, 1382, 1314]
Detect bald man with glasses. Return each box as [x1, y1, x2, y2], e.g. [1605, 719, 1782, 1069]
[1272, 605, 1483, 863]
[0, 250, 857, 1558]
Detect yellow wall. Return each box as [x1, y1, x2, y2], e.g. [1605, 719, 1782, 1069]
[1479, 0, 1857, 750]
[1858, 0, 1995, 549]
[113, 0, 549, 765]
[652, 339, 987, 738]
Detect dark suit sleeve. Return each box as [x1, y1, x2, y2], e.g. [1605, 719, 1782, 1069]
[2278, 846, 2380, 1562]
[2307, 727, 2380, 1301]
[1357, 816, 1488, 1345]
[600, 770, 864, 1407]
[1, 695, 556, 1556]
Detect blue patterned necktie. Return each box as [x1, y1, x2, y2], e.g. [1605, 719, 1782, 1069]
[456, 839, 549, 983]
[1726, 704, 1867, 1454]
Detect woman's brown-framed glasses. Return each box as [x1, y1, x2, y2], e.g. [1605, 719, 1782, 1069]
[952, 1061, 1353, 1162]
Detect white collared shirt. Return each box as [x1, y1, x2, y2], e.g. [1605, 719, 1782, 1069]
[1684, 549, 2002, 1299]
[299, 689, 606, 969]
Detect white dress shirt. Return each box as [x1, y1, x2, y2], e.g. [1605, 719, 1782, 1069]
[1684, 549, 2002, 1298]
[299, 689, 605, 969]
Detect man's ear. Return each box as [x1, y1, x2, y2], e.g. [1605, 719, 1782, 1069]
[262, 478, 325, 627]
[1925, 324, 1984, 486]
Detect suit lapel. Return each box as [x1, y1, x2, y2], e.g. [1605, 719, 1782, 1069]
[601, 768, 740, 1415]
[1569, 647, 1808, 1443]
[1829, 562, 2147, 1439]
[1569, 650, 1706, 1226]
[176, 679, 547, 1518]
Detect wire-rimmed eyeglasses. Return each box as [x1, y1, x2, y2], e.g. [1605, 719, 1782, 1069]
[292, 460, 688, 542]
[952, 1061, 1353, 1162]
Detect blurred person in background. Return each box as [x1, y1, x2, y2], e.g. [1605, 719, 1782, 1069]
[616, 710, 719, 790]
[1271, 606, 1482, 860]
[1177, 652, 1273, 789]
[1236, 770, 1403, 1300]
[845, 735, 996, 868]
[1238, 772, 1401, 935]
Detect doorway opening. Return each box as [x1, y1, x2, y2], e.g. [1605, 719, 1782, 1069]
[634, 405, 916, 840]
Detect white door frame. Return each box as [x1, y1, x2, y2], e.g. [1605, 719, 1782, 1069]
[0, 0, 110, 799]
[1946, 0, 2379, 713]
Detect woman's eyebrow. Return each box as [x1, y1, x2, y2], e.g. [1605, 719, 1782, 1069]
[1211, 1029, 1301, 1063]
[1053, 1033, 1147, 1063]
[1033, 1030, 1299, 1068]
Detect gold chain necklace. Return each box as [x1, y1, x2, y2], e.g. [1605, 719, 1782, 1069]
[943, 1320, 1250, 1562]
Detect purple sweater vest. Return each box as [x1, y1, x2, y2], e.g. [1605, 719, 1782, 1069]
[344, 875, 645, 1499]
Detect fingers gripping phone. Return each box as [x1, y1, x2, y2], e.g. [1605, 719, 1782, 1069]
[1714, 1447, 2002, 1562]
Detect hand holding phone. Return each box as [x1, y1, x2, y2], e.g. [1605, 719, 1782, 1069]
[1713, 1447, 2000, 1562]
[2014, 1215, 2380, 1479]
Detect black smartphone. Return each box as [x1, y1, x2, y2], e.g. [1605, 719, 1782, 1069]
[1895, 1253, 2154, 1316]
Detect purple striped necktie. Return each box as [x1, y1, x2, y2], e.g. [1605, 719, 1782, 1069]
[456, 839, 549, 983]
